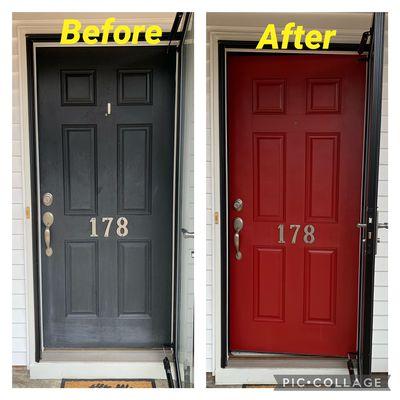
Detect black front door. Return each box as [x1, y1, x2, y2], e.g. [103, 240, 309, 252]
[36, 46, 175, 348]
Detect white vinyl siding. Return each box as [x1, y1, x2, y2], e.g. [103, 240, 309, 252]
[372, 34, 388, 370]
[206, 13, 388, 373]
[12, 20, 27, 365]
[206, 51, 213, 371]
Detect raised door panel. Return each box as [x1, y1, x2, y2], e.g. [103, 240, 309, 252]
[117, 125, 152, 214]
[62, 125, 98, 215]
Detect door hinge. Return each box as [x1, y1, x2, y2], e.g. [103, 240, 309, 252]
[214, 211, 219, 224]
[25, 206, 31, 219]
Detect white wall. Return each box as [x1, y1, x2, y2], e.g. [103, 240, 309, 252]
[12, 20, 27, 366]
[372, 30, 388, 371]
[206, 13, 388, 373]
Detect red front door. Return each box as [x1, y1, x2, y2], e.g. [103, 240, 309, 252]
[228, 54, 366, 357]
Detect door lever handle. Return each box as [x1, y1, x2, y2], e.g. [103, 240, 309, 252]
[357, 222, 388, 230]
[42, 212, 54, 257]
[233, 217, 243, 260]
[181, 228, 194, 239]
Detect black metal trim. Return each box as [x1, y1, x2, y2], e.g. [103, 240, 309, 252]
[26, 32, 182, 364]
[218, 41, 228, 369]
[217, 37, 380, 369]
[163, 355, 175, 388]
[167, 12, 184, 53]
[177, 12, 191, 51]
[26, 36, 41, 363]
[358, 29, 372, 55]
[347, 352, 357, 384]
[357, 13, 385, 376]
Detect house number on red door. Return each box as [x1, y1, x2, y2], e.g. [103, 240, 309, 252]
[277, 224, 315, 244]
[89, 217, 129, 237]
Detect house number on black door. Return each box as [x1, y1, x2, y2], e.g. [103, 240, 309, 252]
[90, 217, 129, 238]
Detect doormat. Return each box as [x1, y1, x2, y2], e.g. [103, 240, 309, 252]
[242, 384, 275, 388]
[61, 379, 156, 388]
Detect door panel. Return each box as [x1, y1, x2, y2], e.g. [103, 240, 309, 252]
[117, 125, 152, 214]
[228, 54, 366, 357]
[62, 125, 98, 214]
[37, 47, 175, 348]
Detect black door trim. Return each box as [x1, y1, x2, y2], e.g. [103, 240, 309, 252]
[26, 36, 41, 363]
[217, 22, 385, 370]
[26, 34, 182, 363]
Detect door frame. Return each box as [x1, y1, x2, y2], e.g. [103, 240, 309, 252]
[17, 16, 184, 378]
[209, 16, 384, 384]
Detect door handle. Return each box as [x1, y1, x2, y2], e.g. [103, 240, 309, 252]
[357, 222, 388, 229]
[42, 212, 54, 257]
[181, 228, 194, 239]
[233, 217, 243, 260]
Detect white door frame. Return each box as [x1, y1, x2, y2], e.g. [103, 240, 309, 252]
[16, 15, 179, 379]
[209, 26, 369, 384]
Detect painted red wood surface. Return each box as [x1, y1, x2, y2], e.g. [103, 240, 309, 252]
[228, 54, 366, 356]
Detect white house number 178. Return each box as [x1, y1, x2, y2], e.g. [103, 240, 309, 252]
[90, 217, 129, 238]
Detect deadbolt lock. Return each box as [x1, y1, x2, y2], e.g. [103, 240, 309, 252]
[233, 198, 243, 212]
[42, 192, 53, 207]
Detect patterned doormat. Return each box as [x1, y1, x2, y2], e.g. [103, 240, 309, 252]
[242, 384, 275, 388]
[61, 379, 156, 388]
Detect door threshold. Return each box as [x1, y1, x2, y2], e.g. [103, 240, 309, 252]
[41, 348, 171, 363]
[29, 361, 171, 380]
[215, 365, 350, 385]
[220, 351, 348, 385]
[228, 352, 347, 369]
